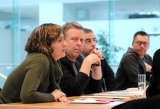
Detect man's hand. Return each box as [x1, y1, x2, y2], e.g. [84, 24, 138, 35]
[92, 49, 103, 60]
[144, 62, 152, 72]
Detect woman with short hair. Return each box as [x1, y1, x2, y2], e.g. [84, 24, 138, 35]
[0, 23, 67, 104]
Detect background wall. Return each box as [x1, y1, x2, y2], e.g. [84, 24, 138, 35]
[0, 0, 160, 88]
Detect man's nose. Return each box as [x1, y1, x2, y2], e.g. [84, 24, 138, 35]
[77, 39, 83, 45]
[140, 43, 145, 48]
[91, 41, 96, 47]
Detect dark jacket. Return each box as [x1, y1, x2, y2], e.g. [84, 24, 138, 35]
[101, 59, 116, 91]
[0, 53, 62, 104]
[78, 55, 116, 91]
[115, 48, 152, 90]
[59, 56, 102, 97]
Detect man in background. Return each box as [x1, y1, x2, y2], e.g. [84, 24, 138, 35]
[82, 28, 116, 91]
[60, 22, 103, 97]
[115, 31, 152, 90]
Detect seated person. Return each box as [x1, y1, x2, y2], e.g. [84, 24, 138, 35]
[115, 31, 152, 90]
[146, 48, 160, 98]
[60, 22, 102, 97]
[0, 23, 67, 104]
[112, 49, 160, 109]
[82, 28, 116, 91]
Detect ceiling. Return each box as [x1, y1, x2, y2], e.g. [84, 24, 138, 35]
[63, 0, 160, 20]
[0, 0, 159, 28]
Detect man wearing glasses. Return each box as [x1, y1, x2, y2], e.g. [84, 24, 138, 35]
[115, 31, 152, 90]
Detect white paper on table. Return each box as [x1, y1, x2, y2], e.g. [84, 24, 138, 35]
[69, 98, 112, 104]
[95, 90, 143, 96]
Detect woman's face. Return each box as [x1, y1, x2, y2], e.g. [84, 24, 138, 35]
[51, 34, 65, 60]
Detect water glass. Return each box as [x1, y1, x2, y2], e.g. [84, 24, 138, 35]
[138, 74, 146, 91]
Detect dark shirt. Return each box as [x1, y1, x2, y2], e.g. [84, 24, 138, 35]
[78, 55, 116, 91]
[59, 56, 102, 97]
[100, 59, 116, 91]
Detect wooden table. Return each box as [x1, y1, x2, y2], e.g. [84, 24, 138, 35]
[0, 89, 145, 109]
[0, 102, 114, 109]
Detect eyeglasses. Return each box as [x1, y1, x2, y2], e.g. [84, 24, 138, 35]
[134, 41, 149, 46]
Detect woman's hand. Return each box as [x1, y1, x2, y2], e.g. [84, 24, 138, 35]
[51, 89, 68, 103]
[58, 95, 68, 103]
